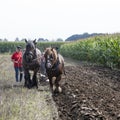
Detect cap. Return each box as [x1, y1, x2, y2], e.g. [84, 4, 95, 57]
[17, 46, 22, 49]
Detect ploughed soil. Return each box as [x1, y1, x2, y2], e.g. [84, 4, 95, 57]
[53, 58, 120, 120]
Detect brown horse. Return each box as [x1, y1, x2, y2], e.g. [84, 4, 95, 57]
[22, 39, 41, 88]
[44, 47, 65, 94]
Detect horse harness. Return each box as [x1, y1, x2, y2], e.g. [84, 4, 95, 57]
[46, 56, 61, 75]
[23, 49, 41, 69]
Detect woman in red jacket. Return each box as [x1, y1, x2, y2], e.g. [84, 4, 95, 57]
[11, 46, 23, 83]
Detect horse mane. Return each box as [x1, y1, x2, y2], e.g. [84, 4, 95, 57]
[51, 48, 64, 64]
[52, 48, 58, 64]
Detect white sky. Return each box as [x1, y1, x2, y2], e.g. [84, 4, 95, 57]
[0, 0, 120, 41]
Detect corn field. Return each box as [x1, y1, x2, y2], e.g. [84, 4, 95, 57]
[60, 34, 120, 69]
[0, 41, 64, 53]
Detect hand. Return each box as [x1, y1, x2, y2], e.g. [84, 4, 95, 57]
[12, 60, 18, 63]
[14, 61, 18, 63]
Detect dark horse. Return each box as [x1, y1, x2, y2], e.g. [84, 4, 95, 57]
[22, 39, 41, 88]
[44, 47, 65, 94]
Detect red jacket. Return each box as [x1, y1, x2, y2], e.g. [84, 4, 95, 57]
[11, 51, 22, 67]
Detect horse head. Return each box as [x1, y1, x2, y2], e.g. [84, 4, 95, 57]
[24, 39, 37, 63]
[44, 47, 58, 69]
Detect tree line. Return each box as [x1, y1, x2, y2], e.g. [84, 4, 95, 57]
[65, 32, 105, 41]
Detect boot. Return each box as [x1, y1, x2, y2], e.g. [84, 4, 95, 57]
[20, 73, 23, 82]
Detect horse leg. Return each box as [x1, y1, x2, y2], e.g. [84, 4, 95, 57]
[52, 77, 57, 92]
[48, 76, 53, 91]
[24, 70, 32, 88]
[54, 75, 62, 93]
[32, 71, 38, 88]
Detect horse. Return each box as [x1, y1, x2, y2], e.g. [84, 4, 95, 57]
[44, 47, 65, 94]
[22, 39, 41, 88]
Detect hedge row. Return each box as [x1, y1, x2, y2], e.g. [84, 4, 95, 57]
[0, 41, 64, 53]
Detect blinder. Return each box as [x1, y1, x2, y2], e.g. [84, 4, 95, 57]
[24, 41, 36, 63]
[45, 54, 54, 69]
[45, 54, 60, 70]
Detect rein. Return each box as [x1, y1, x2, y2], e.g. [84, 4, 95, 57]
[46, 56, 60, 72]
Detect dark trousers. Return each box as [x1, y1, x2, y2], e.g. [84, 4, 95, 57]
[14, 67, 23, 82]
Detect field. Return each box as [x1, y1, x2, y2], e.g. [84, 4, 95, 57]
[0, 54, 58, 120]
[54, 58, 120, 120]
[0, 55, 120, 120]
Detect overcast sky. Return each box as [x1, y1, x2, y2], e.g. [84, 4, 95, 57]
[0, 0, 120, 41]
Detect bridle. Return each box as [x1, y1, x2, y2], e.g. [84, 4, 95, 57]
[24, 43, 37, 63]
[45, 53, 60, 70]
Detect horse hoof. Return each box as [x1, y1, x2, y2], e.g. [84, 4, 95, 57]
[27, 86, 32, 89]
[53, 89, 59, 94]
[54, 93, 58, 97]
[58, 87, 62, 93]
[26, 84, 32, 89]
[53, 85, 56, 91]
[52, 91, 59, 97]
[53, 86, 62, 94]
